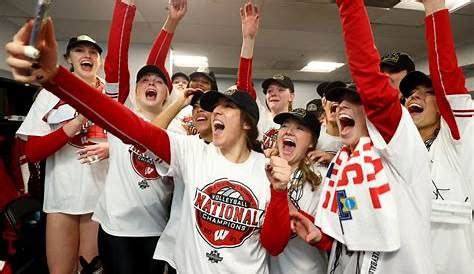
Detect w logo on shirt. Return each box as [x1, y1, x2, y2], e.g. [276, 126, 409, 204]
[214, 230, 229, 241]
[129, 145, 160, 180]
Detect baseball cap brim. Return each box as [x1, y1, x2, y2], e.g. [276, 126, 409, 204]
[67, 40, 102, 55]
[261, 78, 294, 94]
[172, 72, 189, 82]
[399, 71, 432, 98]
[325, 86, 361, 104]
[136, 65, 171, 91]
[274, 112, 320, 135]
[200, 90, 259, 122]
[189, 71, 213, 82]
[190, 91, 204, 106]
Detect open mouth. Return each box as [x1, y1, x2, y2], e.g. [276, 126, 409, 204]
[145, 89, 157, 100]
[339, 114, 355, 136]
[196, 116, 208, 122]
[80, 60, 93, 70]
[407, 103, 424, 114]
[281, 138, 296, 155]
[213, 120, 225, 133]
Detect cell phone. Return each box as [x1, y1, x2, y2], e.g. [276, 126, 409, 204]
[27, 0, 52, 57]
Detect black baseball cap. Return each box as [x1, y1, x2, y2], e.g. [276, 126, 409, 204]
[399, 71, 432, 98]
[66, 35, 102, 54]
[262, 74, 295, 94]
[200, 89, 259, 122]
[274, 108, 321, 138]
[306, 98, 323, 116]
[316, 81, 346, 98]
[380, 52, 415, 73]
[189, 71, 218, 91]
[325, 84, 361, 105]
[190, 91, 204, 107]
[172, 72, 189, 82]
[135, 65, 171, 91]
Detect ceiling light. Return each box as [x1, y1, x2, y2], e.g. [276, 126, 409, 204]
[394, 0, 471, 12]
[300, 61, 345, 73]
[173, 55, 208, 68]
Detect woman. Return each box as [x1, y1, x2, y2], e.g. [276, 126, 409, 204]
[399, 0, 473, 272]
[91, 0, 185, 273]
[15, 34, 108, 273]
[6, 17, 292, 274]
[262, 108, 328, 274]
[290, 0, 433, 272]
[236, 1, 295, 151]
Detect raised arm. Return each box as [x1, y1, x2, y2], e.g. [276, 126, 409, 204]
[146, 0, 187, 90]
[422, 0, 468, 140]
[104, 0, 136, 104]
[336, 0, 402, 142]
[5, 20, 172, 164]
[236, 0, 259, 100]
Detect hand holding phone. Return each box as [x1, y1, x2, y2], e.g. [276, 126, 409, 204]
[25, 0, 52, 59]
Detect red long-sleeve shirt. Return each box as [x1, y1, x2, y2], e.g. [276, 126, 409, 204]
[425, 9, 467, 140]
[336, 0, 401, 143]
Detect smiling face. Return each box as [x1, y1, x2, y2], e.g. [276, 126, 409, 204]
[404, 85, 440, 131]
[135, 73, 168, 110]
[211, 98, 248, 150]
[265, 83, 294, 114]
[192, 104, 212, 139]
[277, 118, 315, 167]
[172, 76, 189, 93]
[66, 43, 101, 80]
[336, 100, 368, 149]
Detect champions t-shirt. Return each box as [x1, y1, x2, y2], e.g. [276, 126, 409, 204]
[155, 132, 271, 274]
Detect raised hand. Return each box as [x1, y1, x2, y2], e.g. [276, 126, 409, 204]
[5, 18, 59, 84]
[77, 142, 109, 164]
[265, 150, 292, 191]
[290, 211, 322, 245]
[240, 0, 260, 40]
[179, 88, 202, 107]
[168, 0, 187, 22]
[416, 0, 446, 15]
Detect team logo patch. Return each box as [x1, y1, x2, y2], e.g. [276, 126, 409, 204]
[193, 179, 264, 248]
[206, 250, 223, 263]
[129, 145, 160, 180]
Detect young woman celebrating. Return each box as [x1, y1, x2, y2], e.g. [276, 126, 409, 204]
[262, 108, 328, 274]
[5, 16, 292, 274]
[15, 34, 108, 273]
[91, 0, 185, 273]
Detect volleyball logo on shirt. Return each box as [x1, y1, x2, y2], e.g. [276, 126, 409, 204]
[262, 128, 279, 150]
[128, 145, 160, 180]
[193, 179, 264, 248]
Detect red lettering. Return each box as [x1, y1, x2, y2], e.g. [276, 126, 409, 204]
[252, 209, 259, 226]
[233, 206, 244, 222]
[218, 204, 226, 218]
[211, 201, 221, 215]
[364, 156, 383, 182]
[369, 183, 391, 209]
[338, 163, 364, 186]
[194, 192, 207, 208]
[322, 191, 331, 209]
[224, 205, 234, 219]
[243, 209, 252, 225]
[202, 198, 212, 213]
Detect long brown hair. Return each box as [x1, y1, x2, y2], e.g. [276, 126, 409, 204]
[240, 111, 261, 152]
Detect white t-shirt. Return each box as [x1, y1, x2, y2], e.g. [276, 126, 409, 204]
[256, 99, 279, 150]
[269, 165, 328, 274]
[317, 126, 342, 153]
[92, 130, 173, 237]
[16, 89, 108, 214]
[167, 106, 195, 135]
[429, 94, 473, 274]
[316, 108, 433, 274]
[154, 132, 271, 274]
